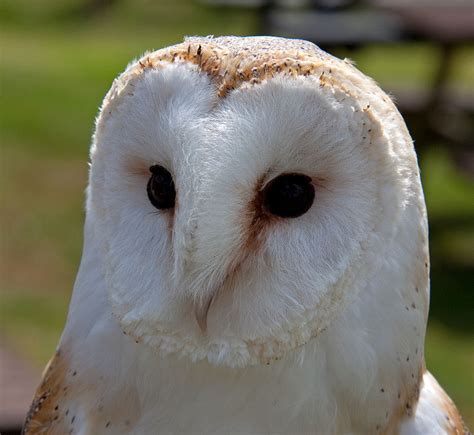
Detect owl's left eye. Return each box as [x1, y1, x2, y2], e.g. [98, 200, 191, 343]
[147, 165, 176, 210]
[262, 173, 315, 218]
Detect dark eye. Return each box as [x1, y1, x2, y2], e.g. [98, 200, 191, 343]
[262, 173, 315, 218]
[147, 165, 176, 210]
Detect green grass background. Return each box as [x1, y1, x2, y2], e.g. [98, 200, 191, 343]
[1, 0, 473, 426]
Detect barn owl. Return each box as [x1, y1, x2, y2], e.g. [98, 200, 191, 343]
[24, 36, 468, 434]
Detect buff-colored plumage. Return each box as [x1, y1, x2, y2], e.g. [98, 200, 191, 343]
[25, 36, 467, 434]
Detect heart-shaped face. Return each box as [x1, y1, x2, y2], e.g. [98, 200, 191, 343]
[88, 36, 422, 367]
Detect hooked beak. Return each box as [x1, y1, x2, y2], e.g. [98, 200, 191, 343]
[193, 293, 215, 334]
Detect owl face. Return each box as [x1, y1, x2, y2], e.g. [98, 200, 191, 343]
[89, 37, 417, 367]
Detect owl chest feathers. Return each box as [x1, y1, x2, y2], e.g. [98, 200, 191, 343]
[25, 223, 464, 434]
[26, 233, 428, 434]
[26, 321, 420, 434]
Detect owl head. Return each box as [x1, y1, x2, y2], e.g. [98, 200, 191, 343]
[88, 36, 425, 367]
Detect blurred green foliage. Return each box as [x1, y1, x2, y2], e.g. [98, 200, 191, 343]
[1, 0, 473, 426]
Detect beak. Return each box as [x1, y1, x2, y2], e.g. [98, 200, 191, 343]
[193, 293, 215, 334]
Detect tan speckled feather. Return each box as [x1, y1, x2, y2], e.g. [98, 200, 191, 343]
[111, 36, 337, 99]
[23, 351, 69, 434]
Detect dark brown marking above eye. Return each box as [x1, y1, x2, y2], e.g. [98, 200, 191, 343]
[262, 173, 315, 218]
[147, 165, 176, 210]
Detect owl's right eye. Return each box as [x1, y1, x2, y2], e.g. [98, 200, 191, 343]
[147, 165, 176, 210]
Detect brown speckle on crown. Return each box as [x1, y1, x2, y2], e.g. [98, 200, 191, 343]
[108, 36, 342, 100]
